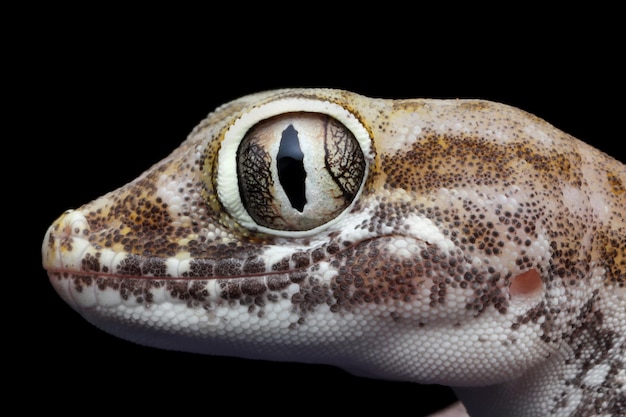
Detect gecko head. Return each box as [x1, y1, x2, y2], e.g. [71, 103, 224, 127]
[44, 89, 622, 388]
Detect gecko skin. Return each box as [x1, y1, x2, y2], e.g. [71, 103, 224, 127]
[43, 89, 625, 416]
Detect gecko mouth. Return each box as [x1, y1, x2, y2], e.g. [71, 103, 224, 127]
[42, 209, 309, 311]
[43, 209, 443, 316]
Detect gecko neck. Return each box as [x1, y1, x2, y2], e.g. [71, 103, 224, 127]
[453, 355, 563, 417]
[453, 337, 625, 417]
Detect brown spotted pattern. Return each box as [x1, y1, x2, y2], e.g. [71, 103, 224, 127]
[43, 89, 625, 417]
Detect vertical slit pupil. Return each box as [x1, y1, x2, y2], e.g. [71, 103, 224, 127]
[277, 124, 307, 212]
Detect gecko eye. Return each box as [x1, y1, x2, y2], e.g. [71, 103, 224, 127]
[217, 97, 372, 236]
[237, 113, 365, 231]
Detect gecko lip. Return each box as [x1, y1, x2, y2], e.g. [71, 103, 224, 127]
[43, 209, 326, 312]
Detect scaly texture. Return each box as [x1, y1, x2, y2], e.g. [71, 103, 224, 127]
[43, 89, 625, 416]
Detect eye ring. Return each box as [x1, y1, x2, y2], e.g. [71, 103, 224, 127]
[216, 97, 372, 237]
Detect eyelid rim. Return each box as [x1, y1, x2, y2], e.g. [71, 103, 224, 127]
[217, 97, 373, 237]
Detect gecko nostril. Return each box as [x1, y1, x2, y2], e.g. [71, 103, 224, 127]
[509, 269, 542, 299]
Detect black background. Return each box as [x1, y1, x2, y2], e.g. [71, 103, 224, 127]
[21, 11, 623, 416]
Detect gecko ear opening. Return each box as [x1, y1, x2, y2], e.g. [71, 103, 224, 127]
[509, 269, 543, 299]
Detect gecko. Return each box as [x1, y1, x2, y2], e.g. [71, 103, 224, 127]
[42, 89, 625, 416]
